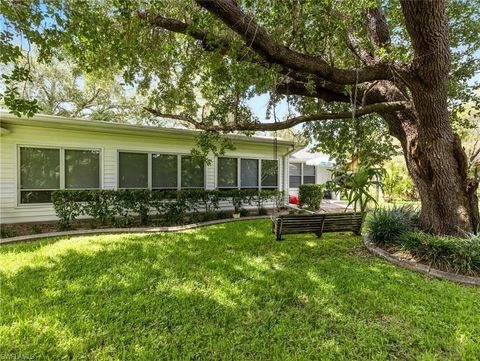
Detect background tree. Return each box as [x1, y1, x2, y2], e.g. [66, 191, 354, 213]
[1, 54, 158, 124]
[1, 0, 479, 235]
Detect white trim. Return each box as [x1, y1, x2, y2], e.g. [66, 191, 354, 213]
[288, 161, 316, 189]
[1, 111, 294, 147]
[216, 156, 280, 191]
[117, 150, 207, 190]
[16, 145, 103, 206]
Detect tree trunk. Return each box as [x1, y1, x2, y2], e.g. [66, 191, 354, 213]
[368, 81, 479, 236]
[400, 116, 479, 235]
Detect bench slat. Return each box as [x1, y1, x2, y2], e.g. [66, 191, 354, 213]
[273, 212, 365, 240]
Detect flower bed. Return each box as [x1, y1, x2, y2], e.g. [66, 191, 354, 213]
[365, 206, 480, 278]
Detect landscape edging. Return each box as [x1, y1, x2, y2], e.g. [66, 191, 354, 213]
[0, 216, 270, 245]
[363, 234, 480, 287]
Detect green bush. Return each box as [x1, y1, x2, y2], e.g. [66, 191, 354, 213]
[403, 231, 480, 276]
[52, 190, 86, 229]
[83, 190, 116, 225]
[299, 184, 324, 210]
[258, 207, 268, 216]
[367, 206, 418, 246]
[30, 224, 42, 234]
[1, 226, 18, 238]
[51, 189, 283, 228]
[239, 208, 249, 217]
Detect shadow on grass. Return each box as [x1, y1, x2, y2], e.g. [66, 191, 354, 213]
[1, 220, 479, 360]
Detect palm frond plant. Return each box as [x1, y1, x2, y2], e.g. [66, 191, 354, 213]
[327, 161, 385, 213]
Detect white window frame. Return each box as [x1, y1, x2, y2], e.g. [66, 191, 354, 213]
[17, 145, 103, 206]
[117, 150, 206, 190]
[216, 157, 239, 189]
[216, 156, 280, 190]
[289, 162, 316, 189]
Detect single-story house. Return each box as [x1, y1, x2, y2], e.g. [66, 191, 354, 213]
[289, 148, 339, 200]
[0, 111, 335, 224]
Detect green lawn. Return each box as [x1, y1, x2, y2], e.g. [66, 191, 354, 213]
[1, 220, 479, 360]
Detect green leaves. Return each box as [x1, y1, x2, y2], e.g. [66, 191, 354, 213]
[298, 184, 324, 211]
[328, 161, 385, 213]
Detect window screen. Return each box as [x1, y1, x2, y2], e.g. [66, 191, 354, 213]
[181, 156, 204, 188]
[20, 147, 60, 203]
[240, 159, 258, 188]
[118, 152, 148, 188]
[152, 154, 178, 188]
[303, 164, 316, 184]
[261, 160, 278, 188]
[65, 149, 100, 189]
[289, 163, 301, 188]
[217, 158, 237, 188]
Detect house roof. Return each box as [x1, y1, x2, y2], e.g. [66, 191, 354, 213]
[290, 148, 335, 167]
[0, 111, 295, 147]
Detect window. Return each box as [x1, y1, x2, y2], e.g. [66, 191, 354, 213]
[261, 160, 278, 188]
[65, 149, 100, 189]
[118, 152, 205, 190]
[118, 152, 148, 188]
[181, 156, 204, 188]
[241, 159, 258, 188]
[19, 146, 100, 204]
[152, 154, 177, 189]
[289, 162, 316, 188]
[289, 163, 301, 188]
[303, 164, 316, 184]
[218, 157, 237, 188]
[20, 147, 60, 203]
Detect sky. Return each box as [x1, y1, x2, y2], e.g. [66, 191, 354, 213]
[246, 94, 291, 123]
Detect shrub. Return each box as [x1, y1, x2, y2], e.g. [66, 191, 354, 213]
[258, 207, 268, 216]
[52, 190, 86, 229]
[403, 231, 480, 276]
[299, 184, 324, 210]
[1, 226, 17, 238]
[51, 188, 281, 228]
[273, 190, 285, 211]
[30, 224, 42, 234]
[367, 205, 417, 246]
[239, 208, 249, 217]
[201, 211, 218, 222]
[111, 190, 135, 227]
[83, 190, 116, 225]
[225, 189, 249, 213]
[180, 189, 220, 213]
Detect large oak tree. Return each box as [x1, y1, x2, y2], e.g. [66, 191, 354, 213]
[1, 0, 479, 235]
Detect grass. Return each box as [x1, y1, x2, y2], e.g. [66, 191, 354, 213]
[1, 220, 479, 360]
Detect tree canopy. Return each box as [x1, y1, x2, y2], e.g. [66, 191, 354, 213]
[2, 1, 478, 127]
[1, 0, 479, 234]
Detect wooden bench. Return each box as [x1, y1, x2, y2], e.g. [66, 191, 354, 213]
[272, 212, 365, 241]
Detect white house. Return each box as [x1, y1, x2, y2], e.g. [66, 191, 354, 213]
[0, 111, 335, 224]
[288, 148, 339, 200]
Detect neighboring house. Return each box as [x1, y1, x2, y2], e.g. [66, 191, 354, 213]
[288, 148, 338, 200]
[0, 112, 337, 224]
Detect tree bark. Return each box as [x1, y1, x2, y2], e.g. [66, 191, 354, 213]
[396, 0, 478, 235]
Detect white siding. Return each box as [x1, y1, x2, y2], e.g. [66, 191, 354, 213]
[0, 123, 291, 224]
[288, 163, 337, 199]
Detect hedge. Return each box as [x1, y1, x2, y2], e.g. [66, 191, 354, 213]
[299, 184, 324, 210]
[51, 189, 283, 229]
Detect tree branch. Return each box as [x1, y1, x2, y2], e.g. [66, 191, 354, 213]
[195, 0, 396, 85]
[145, 101, 411, 132]
[136, 9, 350, 103]
[275, 80, 350, 103]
